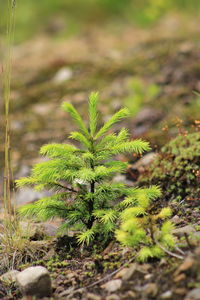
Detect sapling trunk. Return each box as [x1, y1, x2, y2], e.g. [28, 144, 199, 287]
[87, 180, 95, 229]
[87, 140, 95, 229]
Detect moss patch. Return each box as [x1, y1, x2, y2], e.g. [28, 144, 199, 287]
[140, 131, 200, 202]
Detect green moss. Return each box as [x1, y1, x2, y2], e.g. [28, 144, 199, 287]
[140, 132, 200, 201]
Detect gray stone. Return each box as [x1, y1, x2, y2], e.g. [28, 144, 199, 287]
[16, 266, 51, 298]
[131, 152, 157, 169]
[122, 263, 137, 281]
[171, 215, 181, 224]
[173, 225, 196, 237]
[185, 288, 200, 300]
[53, 67, 73, 84]
[161, 290, 173, 299]
[102, 279, 122, 293]
[112, 174, 132, 185]
[42, 222, 59, 236]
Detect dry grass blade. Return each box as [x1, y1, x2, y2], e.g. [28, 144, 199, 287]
[1, 0, 33, 271]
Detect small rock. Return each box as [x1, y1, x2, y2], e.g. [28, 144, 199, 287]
[132, 152, 157, 169]
[106, 294, 120, 300]
[42, 222, 59, 236]
[127, 152, 157, 180]
[160, 290, 173, 299]
[102, 279, 122, 293]
[159, 258, 167, 266]
[114, 268, 129, 279]
[137, 263, 151, 274]
[142, 283, 158, 296]
[171, 215, 181, 224]
[19, 221, 57, 240]
[87, 293, 101, 300]
[174, 273, 186, 282]
[16, 266, 51, 298]
[122, 263, 137, 281]
[173, 225, 196, 237]
[134, 285, 143, 292]
[59, 287, 75, 297]
[53, 67, 73, 84]
[174, 256, 194, 277]
[112, 174, 132, 185]
[185, 288, 200, 300]
[144, 274, 153, 280]
[175, 288, 188, 295]
[123, 291, 137, 299]
[1, 270, 20, 283]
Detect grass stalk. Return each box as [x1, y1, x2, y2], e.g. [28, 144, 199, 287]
[3, 1, 16, 215]
[1, 1, 39, 271]
[2, 0, 17, 255]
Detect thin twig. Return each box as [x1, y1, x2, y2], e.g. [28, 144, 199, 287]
[53, 182, 78, 193]
[155, 241, 184, 260]
[175, 246, 185, 256]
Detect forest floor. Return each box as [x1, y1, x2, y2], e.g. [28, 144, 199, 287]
[0, 14, 200, 299]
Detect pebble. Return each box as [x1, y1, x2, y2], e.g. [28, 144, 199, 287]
[87, 293, 101, 300]
[142, 283, 158, 296]
[185, 288, 200, 300]
[106, 295, 120, 300]
[16, 266, 51, 298]
[160, 290, 173, 299]
[114, 268, 129, 279]
[171, 215, 181, 224]
[53, 67, 73, 84]
[102, 279, 122, 293]
[122, 263, 137, 281]
[173, 225, 196, 237]
[144, 274, 153, 280]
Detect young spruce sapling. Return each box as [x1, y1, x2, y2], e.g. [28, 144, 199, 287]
[16, 92, 162, 246]
[116, 190, 175, 261]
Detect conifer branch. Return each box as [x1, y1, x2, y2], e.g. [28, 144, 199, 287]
[62, 102, 90, 138]
[53, 182, 78, 193]
[95, 107, 130, 139]
[89, 91, 98, 137]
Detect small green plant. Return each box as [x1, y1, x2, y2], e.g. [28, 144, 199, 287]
[116, 190, 175, 261]
[16, 92, 160, 245]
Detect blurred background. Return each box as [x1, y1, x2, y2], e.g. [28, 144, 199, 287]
[0, 0, 200, 203]
[1, 0, 200, 42]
